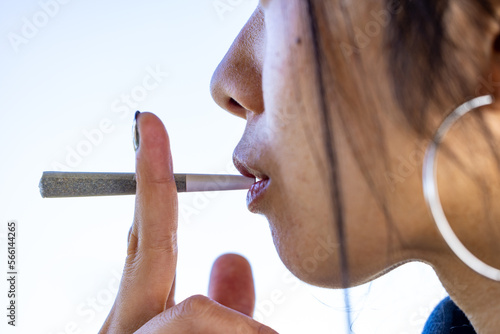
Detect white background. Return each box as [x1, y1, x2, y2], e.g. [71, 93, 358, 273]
[0, 0, 447, 333]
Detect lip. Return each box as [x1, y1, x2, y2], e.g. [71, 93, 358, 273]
[247, 178, 270, 212]
[233, 156, 270, 212]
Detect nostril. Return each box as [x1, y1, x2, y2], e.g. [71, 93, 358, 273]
[227, 98, 247, 119]
[228, 98, 242, 109]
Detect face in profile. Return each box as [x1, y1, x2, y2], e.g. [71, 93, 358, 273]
[211, 0, 500, 289]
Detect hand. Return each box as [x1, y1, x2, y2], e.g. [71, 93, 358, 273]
[99, 113, 277, 333]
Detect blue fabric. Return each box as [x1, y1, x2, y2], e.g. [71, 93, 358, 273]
[422, 297, 475, 334]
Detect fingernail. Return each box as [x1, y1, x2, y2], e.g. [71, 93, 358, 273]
[133, 111, 141, 151]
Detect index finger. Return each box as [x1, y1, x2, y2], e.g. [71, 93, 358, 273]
[101, 112, 178, 333]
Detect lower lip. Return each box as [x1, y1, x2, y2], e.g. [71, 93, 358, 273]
[247, 179, 270, 212]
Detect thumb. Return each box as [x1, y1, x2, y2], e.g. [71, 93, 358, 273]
[208, 254, 256, 317]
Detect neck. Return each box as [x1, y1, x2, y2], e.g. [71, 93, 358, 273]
[432, 256, 500, 334]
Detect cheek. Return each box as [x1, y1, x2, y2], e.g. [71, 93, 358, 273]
[260, 2, 343, 285]
[263, 117, 396, 287]
[259, 0, 401, 286]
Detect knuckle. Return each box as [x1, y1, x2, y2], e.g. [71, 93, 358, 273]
[160, 295, 214, 329]
[182, 294, 213, 313]
[130, 221, 177, 255]
[165, 295, 277, 334]
[139, 234, 178, 255]
[137, 173, 176, 188]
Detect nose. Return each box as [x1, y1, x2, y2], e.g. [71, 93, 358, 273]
[210, 7, 265, 120]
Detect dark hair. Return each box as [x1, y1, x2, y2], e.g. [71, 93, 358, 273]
[388, 0, 496, 134]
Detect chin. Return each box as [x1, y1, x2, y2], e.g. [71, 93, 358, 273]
[280, 252, 345, 288]
[277, 249, 393, 289]
[266, 217, 345, 288]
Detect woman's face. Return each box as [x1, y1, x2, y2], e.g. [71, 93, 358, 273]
[211, 0, 500, 287]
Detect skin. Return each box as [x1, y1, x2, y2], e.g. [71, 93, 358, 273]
[100, 113, 276, 333]
[102, 1, 500, 333]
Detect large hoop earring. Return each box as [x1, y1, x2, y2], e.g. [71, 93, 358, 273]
[422, 95, 500, 281]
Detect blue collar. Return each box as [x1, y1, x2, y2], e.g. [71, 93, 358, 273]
[422, 297, 475, 334]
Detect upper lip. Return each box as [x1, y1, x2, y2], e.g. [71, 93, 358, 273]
[233, 155, 268, 181]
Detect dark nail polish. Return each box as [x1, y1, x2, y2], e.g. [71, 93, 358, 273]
[133, 111, 141, 151]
